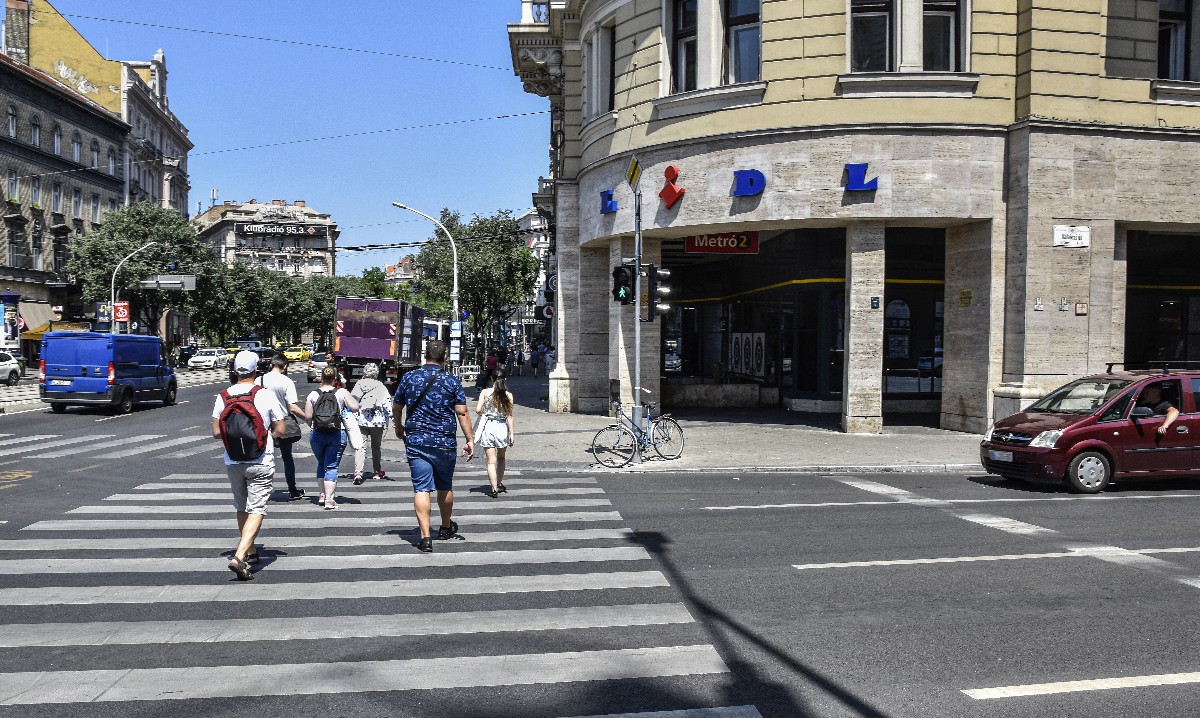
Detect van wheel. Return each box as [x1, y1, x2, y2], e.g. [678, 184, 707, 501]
[163, 383, 177, 406]
[50, 403, 66, 414]
[117, 390, 134, 415]
[1066, 451, 1110, 493]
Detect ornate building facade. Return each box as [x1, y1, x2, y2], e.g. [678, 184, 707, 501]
[195, 199, 339, 278]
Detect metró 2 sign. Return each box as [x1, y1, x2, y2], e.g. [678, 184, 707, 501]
[685, 231, 759, 254]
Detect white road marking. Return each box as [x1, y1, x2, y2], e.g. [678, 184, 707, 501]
[0, 435, 58, 452]
[0, 602, 693, 647]
[34, 435, 164, 459]
[0, 435, 114, 457]
[837, 478, 944, 504]
[953, 512, 1058, 536]
[565, 708, 763, 718]
[703, 493, 1200, 511]
[795, 551, 1083, 570]
[23, 511, 625, 531]
[94, 412, 135, 422]
[92, 435, 207, 458]
[115, 485, 608, 497]
[0, 546, 651, 574]
[0, 528, 638, 551]
[162, 442, 223, 458]
[963, 671, 1200, 699]
[0, 644, 725, 705]
[74, 498, 614, 514]
[0, 570, 670, 606]
[147, 472, 589, 484]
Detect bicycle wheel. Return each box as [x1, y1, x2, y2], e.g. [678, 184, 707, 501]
[591, 424, 636, 468]
[651, 416, 685, 460]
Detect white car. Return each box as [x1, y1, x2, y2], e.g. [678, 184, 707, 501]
[0, 350, 21, 386]
[188, 348, 229, 370]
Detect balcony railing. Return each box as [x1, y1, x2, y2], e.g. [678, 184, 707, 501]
[520, 0, 549, 23]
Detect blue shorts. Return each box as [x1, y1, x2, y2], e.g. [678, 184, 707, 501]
[406, 444, 456, 493]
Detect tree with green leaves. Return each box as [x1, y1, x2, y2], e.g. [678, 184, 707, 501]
[411, 209, 540, 355]
[67, 202, 219, 336]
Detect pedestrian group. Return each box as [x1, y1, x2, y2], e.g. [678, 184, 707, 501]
[213, 340, 518, 579]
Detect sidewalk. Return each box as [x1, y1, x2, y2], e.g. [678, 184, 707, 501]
[0, 366, 231, 411]
[459, 370, 983, 474]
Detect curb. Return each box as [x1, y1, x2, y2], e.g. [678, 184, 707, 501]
[507, 462, 983, 475]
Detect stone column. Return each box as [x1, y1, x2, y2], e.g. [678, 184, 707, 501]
[943, 220, 1006, 433]
[548, 183, 580, 412]
[898, 0, 924, 72]
[1087, 220, 1122, 372]
[842, 221, 885, 433]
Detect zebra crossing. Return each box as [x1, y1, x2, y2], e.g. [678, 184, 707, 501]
[0, 469, 760, 716]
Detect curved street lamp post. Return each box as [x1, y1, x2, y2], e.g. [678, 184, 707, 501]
[391, 202, 460, 360]
[110, 240, 156, 334]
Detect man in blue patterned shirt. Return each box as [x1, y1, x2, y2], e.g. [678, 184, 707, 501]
[393, 340, 475, 552]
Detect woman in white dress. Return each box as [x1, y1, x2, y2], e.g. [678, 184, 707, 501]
[474, 368, 514, 498]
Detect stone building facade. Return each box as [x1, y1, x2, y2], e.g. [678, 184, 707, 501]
[509, 0, 1200, 433]
[5, 0, 192, 215]
[195, 200, 339, 278]
[0, 50, 125, 334]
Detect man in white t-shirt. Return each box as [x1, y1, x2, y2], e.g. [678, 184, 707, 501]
[259, 356, 306, 500]
[212, 350, 286, 580]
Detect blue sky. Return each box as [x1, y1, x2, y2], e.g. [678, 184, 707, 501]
[40, 1, 550, 276]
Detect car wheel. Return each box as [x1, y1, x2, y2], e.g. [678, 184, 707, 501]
[117, 390, 134, 415]
[1065, 450, 1110, 493]
[50, 403, 66, 414]
[5, 371, 17, 386]
[162, 383, 177, 406]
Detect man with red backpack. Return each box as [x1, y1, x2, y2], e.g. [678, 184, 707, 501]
[212, 350, 287, 580]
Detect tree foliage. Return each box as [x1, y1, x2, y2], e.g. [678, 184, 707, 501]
[411, 209, 540, 351]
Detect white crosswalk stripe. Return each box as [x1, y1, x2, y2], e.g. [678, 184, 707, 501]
[92, 434, 208, 459]
[0, 469, 734, 714]
[34, 434, 165, 459]
[0, 434, 106, 456]
[0, 434, 58, 452]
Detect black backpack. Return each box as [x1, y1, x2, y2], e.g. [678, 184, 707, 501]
[312, 389, 342, 433]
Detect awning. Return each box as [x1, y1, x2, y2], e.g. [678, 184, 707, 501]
[19, 322, 49, 341]
[17, 302, 54, 338]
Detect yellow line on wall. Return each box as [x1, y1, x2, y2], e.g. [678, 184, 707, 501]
[677, 277, 943, 304]
[1127, 284, 1200, 291]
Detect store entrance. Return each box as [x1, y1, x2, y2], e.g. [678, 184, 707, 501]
[882, 229, 945, 401]
[1126, 232, 1200, 364]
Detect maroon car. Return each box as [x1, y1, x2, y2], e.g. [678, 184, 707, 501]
[981, 369, 1198, 493]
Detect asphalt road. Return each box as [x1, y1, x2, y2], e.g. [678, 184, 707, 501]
[0, 380, 1198, 717]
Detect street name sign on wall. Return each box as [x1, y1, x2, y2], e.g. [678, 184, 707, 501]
[684, 231, 759, 254]
[1052, 225, 1090, 248]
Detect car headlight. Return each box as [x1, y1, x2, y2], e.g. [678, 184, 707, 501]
[1028, 430, 1063, 449]
[984, 425, 995, 441]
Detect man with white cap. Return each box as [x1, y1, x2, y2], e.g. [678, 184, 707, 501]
[212, 350, 286, 580]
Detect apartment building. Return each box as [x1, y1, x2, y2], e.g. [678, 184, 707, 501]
[509, 0, 1200, 433]
[195, 199, 339, 279]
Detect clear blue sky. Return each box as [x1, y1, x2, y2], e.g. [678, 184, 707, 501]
[40, 1, 550, 276]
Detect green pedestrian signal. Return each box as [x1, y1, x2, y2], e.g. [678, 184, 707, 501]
[612, 265, 634, 305]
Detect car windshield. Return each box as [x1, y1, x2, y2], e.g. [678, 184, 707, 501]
[1028, 378, 1132, 414]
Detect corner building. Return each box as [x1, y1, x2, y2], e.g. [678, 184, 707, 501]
[509, 0, 1200, 433]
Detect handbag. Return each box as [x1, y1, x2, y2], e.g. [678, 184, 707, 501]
[278, 414, 302, 445]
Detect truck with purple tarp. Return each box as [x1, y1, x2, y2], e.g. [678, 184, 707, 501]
[331, 296, 424, 387]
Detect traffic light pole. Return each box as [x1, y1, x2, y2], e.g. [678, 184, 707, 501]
[632, 188, 644, 442]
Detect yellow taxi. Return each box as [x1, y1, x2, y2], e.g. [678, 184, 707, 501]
[282, 346, 311, 362]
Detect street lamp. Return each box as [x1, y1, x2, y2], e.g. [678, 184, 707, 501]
[391, 202, 459, 323]
[110, 240, 156, 334]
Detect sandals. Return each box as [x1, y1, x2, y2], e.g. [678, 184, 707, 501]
[497, 483, 508, 494]
[245, 550, 260, 565]
[227, 558, 253, 581]
[417, 537, 433, 553]
[484, 487, 499, 498]
[437, 521, 458, 540]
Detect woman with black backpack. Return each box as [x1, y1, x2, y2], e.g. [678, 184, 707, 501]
[303, 366, 359, 509]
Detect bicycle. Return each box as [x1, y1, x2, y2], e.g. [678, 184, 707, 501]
[590, 394, 685, 468]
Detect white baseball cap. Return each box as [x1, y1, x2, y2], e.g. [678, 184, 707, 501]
[233, 350, 258, 375]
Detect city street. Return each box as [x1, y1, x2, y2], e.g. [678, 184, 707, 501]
[0, 374, 1198, 717]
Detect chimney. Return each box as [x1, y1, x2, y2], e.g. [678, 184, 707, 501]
[294, 200, 305, 207]
[271, 199, 284, 206]
[4, 0, 31, 65]
[249, 199, 257, 204]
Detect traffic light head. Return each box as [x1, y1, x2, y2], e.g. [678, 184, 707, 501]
[611, 265, 634, 305]
[644, 264, 671, 321]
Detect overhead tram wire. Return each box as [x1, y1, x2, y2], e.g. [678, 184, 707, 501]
[35, 9, 511, 71]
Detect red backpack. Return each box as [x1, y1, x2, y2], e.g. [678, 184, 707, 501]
[219, 386, 268, 461]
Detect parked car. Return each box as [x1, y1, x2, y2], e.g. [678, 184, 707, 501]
[0, 350, 22, 385]
[176, 344, 199, 367]
[981, 368, 1200, 493]
[39, 332, 176, 414]
[664, 352, 682, 373]
[916, 348, 943, 377]
[187, 347, 229, 370]
[283, 346, 311, 362]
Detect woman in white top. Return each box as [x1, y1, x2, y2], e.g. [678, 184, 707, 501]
[350, 362, 392, 484]
[303, 366, 359, 509]
[474, 368, 515, 498]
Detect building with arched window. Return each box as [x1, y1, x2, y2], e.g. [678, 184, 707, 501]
[510, 1, 1200, 433]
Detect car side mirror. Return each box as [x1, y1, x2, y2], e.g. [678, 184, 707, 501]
[1130, 406, 1153, 419]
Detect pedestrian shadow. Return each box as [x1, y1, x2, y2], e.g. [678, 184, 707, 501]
[627, 530, 893, 718]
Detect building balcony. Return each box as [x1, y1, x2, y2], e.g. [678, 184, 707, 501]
[509, 2, 562, 97]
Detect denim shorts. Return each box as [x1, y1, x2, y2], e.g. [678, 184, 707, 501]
[406, 444, 456, 493]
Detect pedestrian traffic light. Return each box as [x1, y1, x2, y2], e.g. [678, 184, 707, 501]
[612, 264, 634, 305]
[643, 264, 671, 321]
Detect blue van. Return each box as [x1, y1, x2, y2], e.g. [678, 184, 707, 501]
[39, 332, 177, 414]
